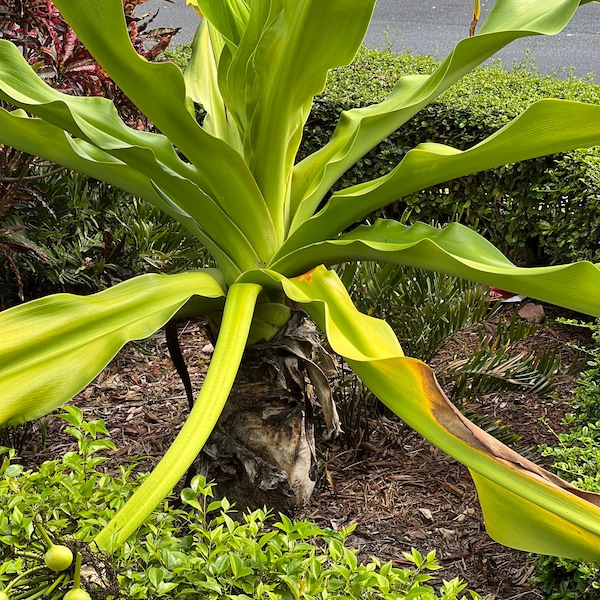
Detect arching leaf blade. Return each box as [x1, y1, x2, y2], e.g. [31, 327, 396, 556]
[273, 265, 600, 560]
[471, 471, 600, 558]
[0, 272, 225, 427]
[290, 0, 584, 228]
[0, 42, 263, 273]
[284, 98, 600, 253]
[272, 220, 600, 318]
[0, 107, 244, 281]
[352, 355, 600, 561]
[0, 32, 276, 264]
[94, 281, 262, 553]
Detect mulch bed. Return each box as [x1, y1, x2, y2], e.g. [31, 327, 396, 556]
[14, 304, 593, 599]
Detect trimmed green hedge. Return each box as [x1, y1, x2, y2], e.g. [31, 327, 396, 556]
[300, 48, 600, 266]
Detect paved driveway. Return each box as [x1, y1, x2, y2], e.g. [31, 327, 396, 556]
[140, 1, 599, 80]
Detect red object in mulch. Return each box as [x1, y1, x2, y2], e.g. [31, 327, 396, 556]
[486, 287, 526, 303]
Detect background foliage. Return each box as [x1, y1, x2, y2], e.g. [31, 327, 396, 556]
[301, 47, 600, 266]
[0, 0, 184, 309]
[3, 44, 600, 308]
[534, 322, 600, 598]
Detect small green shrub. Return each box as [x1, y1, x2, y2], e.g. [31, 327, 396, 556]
[162, 43, 193, 70]
[534, 322, 600, 598]
[1, 168, 210, 307]
[301, 48, 600, 265]
[1, 407, 480, 599]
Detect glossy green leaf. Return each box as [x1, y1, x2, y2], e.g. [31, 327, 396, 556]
[0, 272, 225, 427]
[358, 358, 600, 560]
[185, 20, 238, 148]
[274, 265, 600, 560]
[0, 42, 266, 275]
[290, 0, 583, 230]
[94, 282, 262, 552]
[213, 0, 376, 237]
[0, 107, 163, 205]
[13, 0, 278, 266]
[196, 0, 250, 47]
[272, 220, 600, 318]
[0, 107, 243, 281]
[283, 98, 600, 253]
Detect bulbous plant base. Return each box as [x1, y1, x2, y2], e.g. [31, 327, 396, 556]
[195, 311, 339, 514]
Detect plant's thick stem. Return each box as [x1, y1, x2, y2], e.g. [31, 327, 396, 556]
[93, 282, 262, 553]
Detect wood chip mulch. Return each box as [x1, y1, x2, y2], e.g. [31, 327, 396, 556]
[13, 308, 593, 600]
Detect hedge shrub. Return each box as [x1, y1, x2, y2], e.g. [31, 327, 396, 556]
[534, 321, 600, 598]
[0, 169, 208, 308]
[300, 47, 600, 266]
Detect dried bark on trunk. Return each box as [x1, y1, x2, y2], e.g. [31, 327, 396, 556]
[192, 311, 340, 514]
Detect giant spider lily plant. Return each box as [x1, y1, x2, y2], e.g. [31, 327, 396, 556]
[2, 0, 600, 558]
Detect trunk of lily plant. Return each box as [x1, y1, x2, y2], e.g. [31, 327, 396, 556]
[182, 312, 341, 514]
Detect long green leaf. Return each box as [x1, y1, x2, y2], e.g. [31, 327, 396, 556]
[0, 42, 265, 274]
[272, 220, 600, 318]
[196, 0, 250, 47]
[290, 0, 584, 230]
[185, 20, 239, 148]
[214, 0, 376, 237]
[16, 1, 278, 261]
[355, 357, 600, 560]
[0, 108, 163, 205]
[94, 281, 262, 553]
[0, 272, 225, 427]
[282, 98, 600, 254]
[0, 107, 242, 281]
[270, 266, 600, 560]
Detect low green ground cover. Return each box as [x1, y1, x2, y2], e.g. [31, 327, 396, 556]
[534, 322, 600, 598]
[0, 407, 479, 600]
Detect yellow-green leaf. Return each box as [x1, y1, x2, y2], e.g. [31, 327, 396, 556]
[0, 272, 225, 426]
[264, 265, 600, 560]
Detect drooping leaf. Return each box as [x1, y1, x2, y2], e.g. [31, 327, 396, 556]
[0, 41, 270, 275]
[261, 265, 600, 560]
[94, 281, 262, 552]
[356, 357, 600, 560]
[1, 2, 277, 267]
[0, 271, 225, 426]
[272, 220, 600, 318]
[290, 0, 582, 226]
[0, 107, 243, 281]
[283, 98, 600, 251]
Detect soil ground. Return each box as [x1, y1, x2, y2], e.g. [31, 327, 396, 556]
[14, 302, 594, 599]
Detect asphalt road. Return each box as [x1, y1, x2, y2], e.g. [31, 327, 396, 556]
[141, 1, 600, 81]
